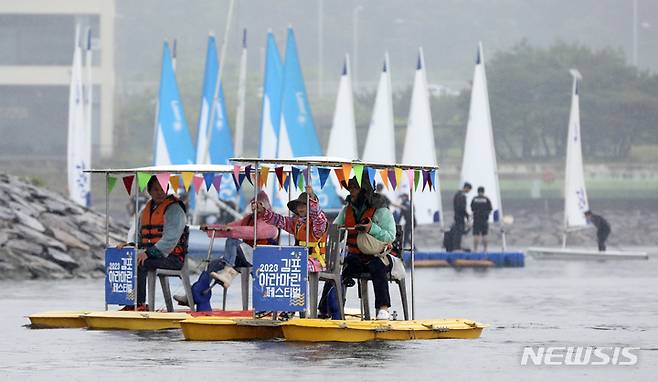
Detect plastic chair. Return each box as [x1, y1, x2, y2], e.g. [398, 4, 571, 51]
[221, 267, 251, 311]
[147, 256, 194, 312]
[308, 225, 348, 319]
[357, 225, 409, 320]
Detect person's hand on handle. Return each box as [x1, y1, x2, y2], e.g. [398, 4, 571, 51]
[305, 184, 315, 198]
[137, 251, 148, 266]
[251, 200, 265, 214]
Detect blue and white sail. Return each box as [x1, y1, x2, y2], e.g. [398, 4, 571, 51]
[195, 34, 237, 202]
[67, 25, 91, 207]
[277, 27, 342, 209]
[260, 31, 284, 207]
[153, 41, 195, 166]
[563, 69, 589, 231]
[401, 48, 443, 225]
[460, 43, 503, 224]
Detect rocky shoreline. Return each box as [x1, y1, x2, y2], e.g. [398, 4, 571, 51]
[0, 174, 127, 280]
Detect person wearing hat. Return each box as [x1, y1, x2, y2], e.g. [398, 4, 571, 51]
[452, 182, 472, 250]
[255, 185, 329, 272]
[333, 176, 396, 320]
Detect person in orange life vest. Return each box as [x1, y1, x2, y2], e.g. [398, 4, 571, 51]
[173, 192, 279, 307]
[116, 177, 189, 311]
[254, 184, 329, 272]
[333, 176, 396, 320]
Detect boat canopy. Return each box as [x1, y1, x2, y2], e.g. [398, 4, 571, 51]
[86, 164, 237, 174]
[229, 156, 440, 171]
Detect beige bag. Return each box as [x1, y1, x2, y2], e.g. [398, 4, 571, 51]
[356, 233, 393, 265]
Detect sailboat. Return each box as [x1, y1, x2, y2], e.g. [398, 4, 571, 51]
[277, 26, 342, 210]
[67, 25, 91, 207]
[400, 48, 443, 225]
[460, 42, 507, 249]
[528, 70, 647, 260]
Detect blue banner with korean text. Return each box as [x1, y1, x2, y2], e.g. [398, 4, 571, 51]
[252, 246, 308, 312]
[105, 247, 136, 306]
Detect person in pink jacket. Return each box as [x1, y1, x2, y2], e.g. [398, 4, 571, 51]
[174, 192, 278, 306]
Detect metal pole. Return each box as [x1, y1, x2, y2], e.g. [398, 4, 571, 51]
[410, 171, 415, 320]
[105, 172, 109, 311]
[134, 172, 139, 311]
[305, 164, 311, 318]
[253, 162, 259, 319]
[288, 170, 292, 246]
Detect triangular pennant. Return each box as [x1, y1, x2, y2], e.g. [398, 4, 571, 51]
[203, 172, 215, 191]
[430, 170, 437, 191]
[136, 172, 151, 192]
[387, 169, 397, 190]
[334, 168, 347, 189]
[353, 164, 364, 186]
[122, 175, 134, 195]
[297, 172, 305, 191]
[275, 167, 285, 188]
[318, 168, 331, 189]
[395, 168, 404, 189]
[155, 172, 170, 193]
[302, 167, 310, 184]
[414, 170, 421, 191]
[233, 165, 241, 186]
[379, 169, 390, 190]
[422, 170, 430, 191]
[244, 165, 254, 185]
[279, 172, 288, 191]
[169, 175, 181, 193]
[181, 172, 194, 192]
[212, 174, 222, 193]
[283, 175, 290, 192]
[341, 164, 353, 182]
[366, 167, 377, 187]
[259, 166, 270, 189]
[238, 173, 246, 190]
[192, 175, 204, 194]
[291, 167, 301, 189]
[406, 169, 415, 191]
[107, 176, 117, 194]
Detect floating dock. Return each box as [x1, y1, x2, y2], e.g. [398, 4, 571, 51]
[403, 251, 525, 267]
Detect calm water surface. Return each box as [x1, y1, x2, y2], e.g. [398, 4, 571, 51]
[2, 253, 657, 381]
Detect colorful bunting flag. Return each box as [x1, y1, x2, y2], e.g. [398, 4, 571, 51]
[107, 176, 117, 194]
[203, 172, 215, 191]
[192, 175, 204, 194]
[334, 168, 347, 188]
[422, 170, 430, 191]
[181, 172, 194, 192]
[275, 167, 285, 188]
[233, 165, 241, 186]
[297, 172, 305, 190]
[388, 169, 397, 190]
[136, 172, 151, 192]
[259, 166, 270, 189]
[379, 169, 390, 190]
[430, 170, 437, 191]
[318, 168, 331, 189]
[169, 175, 181, 193]
[291, 167, 301, 189]
[342, 164, 353, 181]
[238, 173, 246, 189]
[244, 165, 254, 185]
[155, 172, 170, 193]
[395, 168, 404, 189]
[278, 172, 288, 191]
[406, 169, 414, 191]
[353, 164, 364, 186]
[302, 167, 310, 183]
[366, 167, 377, 187]
[283, 175, 290, 192]
[414, 170, 421, 191]
[122, 175, 134, 195]
[212, 174, 222, 193]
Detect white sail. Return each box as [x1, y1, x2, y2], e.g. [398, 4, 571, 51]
[401, 48, 443, 225]
[234, 28, 248, 157]
[563, 69, 589, 231]
[67, 25, 91, 207]
[363, 53, 395, 163]
[460, 42, 503, 223]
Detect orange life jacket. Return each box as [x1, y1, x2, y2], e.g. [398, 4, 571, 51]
[294, 220, 327, 267]
[344, 205, 377, 255]
[139, 195, 189, 259]
[240, 215, 280, 248]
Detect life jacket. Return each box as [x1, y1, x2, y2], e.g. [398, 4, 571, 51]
[294, 220, 327, 268]
[139, 195, 189, 260]
[344, 205, 377, 255]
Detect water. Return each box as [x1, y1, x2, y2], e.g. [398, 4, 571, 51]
[2, 254, 657, 381]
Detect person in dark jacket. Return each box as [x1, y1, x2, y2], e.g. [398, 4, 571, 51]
[452, 182, 472, 250]
[471, 186, 493, 252]
[584, 210, 611, 251]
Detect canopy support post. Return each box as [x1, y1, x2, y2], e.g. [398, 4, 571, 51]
[410, 174, 415, 320]
[134, 171, 139, 312]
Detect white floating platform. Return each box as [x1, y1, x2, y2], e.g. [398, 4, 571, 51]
[527, 247, 648, 261]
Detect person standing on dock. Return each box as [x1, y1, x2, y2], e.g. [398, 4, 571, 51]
[584, 210, 611, 252]
[471, 186, 493, 252]
[117, 177, 189, 311]
[452, 182, 472, 250]
[398, 194, 414, 249]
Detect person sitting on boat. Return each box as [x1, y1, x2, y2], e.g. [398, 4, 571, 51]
[255, 184, 329, 273]
[584, 210, 611, 252]
[452, 182, 472, 250]
[471, 186, 493, 252]
[335, 176, 396, 320]
[173, 192, 279, 308]
[116, 177, 189, 311]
